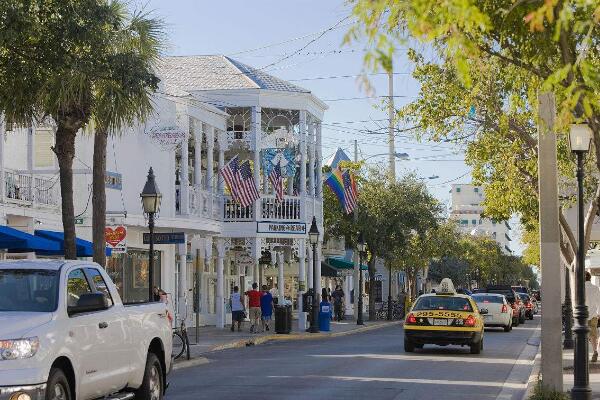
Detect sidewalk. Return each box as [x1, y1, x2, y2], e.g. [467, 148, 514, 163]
[174, 319, 402, 368]
[563, 348, 600, 398]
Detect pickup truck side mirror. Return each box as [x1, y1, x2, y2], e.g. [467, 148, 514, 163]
[68, 292, 109, 316]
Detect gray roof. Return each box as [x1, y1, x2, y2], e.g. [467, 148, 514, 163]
[158, 55, 309, 94]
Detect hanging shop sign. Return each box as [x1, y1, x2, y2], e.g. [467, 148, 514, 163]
[105, 171, 122, 190]
[257, 222, 306, 235]
[105, 226, 127, 254]
[145, 125, 186, 150]
[143, 232, 186, 245]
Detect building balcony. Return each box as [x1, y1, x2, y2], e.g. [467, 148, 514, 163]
[223, 195, 322, 224]
[4, 169, 60, 208]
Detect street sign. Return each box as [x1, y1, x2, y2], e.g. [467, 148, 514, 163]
[75, 218, 84, 225]
[143, 232, 185, 245]
[257, 222, 306, 235]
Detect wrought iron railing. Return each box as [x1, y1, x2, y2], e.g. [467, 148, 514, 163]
[4, 170, 59, 206]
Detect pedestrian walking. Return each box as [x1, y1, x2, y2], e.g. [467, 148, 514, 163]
[331, 285, 345, 321]
[230, 286, 245, 332]
[245, 283, 262, 333]
[586, 272, 600, 361]
[261, 285, 274, 332]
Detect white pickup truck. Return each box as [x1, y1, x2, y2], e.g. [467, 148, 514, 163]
[0, 260, 173, 400]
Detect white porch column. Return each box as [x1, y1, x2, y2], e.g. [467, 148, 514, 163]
[194, 122, 203, 187]
[27, 126, 34, 202]
[344, 275, 353, 316]
[277, 251, 285, 303]
[206, 126, 215, 193]
[177, 239, 188, 322]
[307, 244, 313, 289]
[315, 122, 323, 198]
[216, 238, 225, 329]
[300, 112, 307, 197]
[308, 121, 316, 197]
[252, 106, 261, 188]
[180, 120, 190, 215]
[0, 114, 5, 204]
[204, 239, 213, 317]
[297, 239, 307, 331]
[252, 238, 260, 286]
[217, 131, 225, 195]
[353, 251, 360, 320]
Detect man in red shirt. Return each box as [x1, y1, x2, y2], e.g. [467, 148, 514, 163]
[245, 283, 262, 333]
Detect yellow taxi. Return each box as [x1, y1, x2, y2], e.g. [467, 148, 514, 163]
[404, 278, 485, 354]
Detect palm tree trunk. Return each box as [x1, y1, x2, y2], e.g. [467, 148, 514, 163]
[54, 121, 78, 260]
[92, 128, 108, 267]
[368, 257, 377, 320]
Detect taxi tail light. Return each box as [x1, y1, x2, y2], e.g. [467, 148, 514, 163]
[406, 313, 417, 324]
[464, 315, 476, 327]
[501, 304, 508, 313]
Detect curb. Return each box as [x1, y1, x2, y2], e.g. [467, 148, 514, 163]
[173, 320, 403, 369]
[520, 326, 542, 400]
[210, 320, 403, 351]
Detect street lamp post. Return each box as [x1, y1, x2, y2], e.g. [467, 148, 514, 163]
[308, 217, 320, 333]
[569, 123, 593, 400]
[140, 167, 162, 302]
[357, 232, 366, 325]
[564, 265, 574, 349]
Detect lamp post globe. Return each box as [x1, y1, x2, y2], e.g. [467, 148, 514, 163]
[308, 217, 320, 333]
[569, 122, 593, 400]
[357, 231, 366, 325]
[140, 167, 161, 302]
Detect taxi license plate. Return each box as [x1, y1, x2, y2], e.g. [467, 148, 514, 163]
[433, 318, 448, 326]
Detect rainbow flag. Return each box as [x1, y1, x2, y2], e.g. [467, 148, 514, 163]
[325, 168, 346, 211]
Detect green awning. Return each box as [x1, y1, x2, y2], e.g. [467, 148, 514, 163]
[321, 257, 368, 277]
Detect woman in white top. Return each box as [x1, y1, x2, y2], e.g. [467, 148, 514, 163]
[230, 286, 245, 332]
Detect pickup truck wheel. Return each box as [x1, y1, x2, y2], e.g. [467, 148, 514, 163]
[46, 368, 71, 400]
[136, 353, 163, 400]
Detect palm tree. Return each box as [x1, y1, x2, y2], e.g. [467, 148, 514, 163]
[0, 0, 149, 259]
[91, 4, 164, 266]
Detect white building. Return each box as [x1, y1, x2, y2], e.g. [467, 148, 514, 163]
[0, 55, 327, 331]
[450, 183, 512, 253]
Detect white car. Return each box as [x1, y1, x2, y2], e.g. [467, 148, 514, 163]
[471, 293, 512, 332]
[0, 260, 173, 400]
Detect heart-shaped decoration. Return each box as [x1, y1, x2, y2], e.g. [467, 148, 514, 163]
[105, 226, 127, 247]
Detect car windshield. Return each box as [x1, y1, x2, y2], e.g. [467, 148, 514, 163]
[488, 290, 515, 303]
[413, 296, 473, 312]
[472, 295, 503, 304]
[0, 269, 59, 312]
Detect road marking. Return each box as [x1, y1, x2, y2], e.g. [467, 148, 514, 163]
[310, 353, 534, 365]
[268, 375, 527, 389]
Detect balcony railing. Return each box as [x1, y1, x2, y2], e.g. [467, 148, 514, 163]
[175, 185, 221, 220]
[261, 196, 301, 221]
[222, 195, 323, 223]
[4, 170, 60, 207]
[223, 197, 253, 221]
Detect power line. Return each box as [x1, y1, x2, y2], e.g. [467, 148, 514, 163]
[288, 72, 411, 82]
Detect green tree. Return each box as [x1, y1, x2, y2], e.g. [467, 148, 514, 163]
[346, 0, 600, 268]
[91, 6, 163, 266]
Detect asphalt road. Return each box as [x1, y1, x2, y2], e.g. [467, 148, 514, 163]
[166, 317, 540, 400]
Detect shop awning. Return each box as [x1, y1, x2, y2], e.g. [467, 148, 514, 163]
[0, 225, 62, 253]
[34, 230, 112, 257]
[321, 257, 368, 277]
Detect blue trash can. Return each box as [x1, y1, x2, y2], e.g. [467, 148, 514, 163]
[319, 301, 332, 332]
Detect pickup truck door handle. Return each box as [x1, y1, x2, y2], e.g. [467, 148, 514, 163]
[98, 322, 108, 329]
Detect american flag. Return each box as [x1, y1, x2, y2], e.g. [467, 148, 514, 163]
[237, 160, 261, 207]
[220, 156, 260, 207]
[342, 170, 358, 214]
[269, 161, 284, 202]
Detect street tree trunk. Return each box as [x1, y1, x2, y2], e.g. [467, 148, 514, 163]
[368, 257, 377, 320]
[54, 119, 79, 260]
[92, 128, 108, 267]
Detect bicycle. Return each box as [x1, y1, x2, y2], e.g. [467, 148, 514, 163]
[168, 292, 191, 361]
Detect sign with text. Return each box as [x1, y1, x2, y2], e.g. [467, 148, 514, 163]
[105, 226, 127, 254]
[257, 222, 306, 235]
[143, 232, 185, 245]
[105, 171, 122, 190]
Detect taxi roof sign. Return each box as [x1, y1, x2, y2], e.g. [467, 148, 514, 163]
[437, 278, 457, 295]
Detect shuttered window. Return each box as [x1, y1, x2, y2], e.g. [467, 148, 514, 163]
[35, 128, 55, 168]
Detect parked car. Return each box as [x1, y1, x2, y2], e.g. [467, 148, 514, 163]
[0, 260, 173, 400]
[512, 286, 529, 295]
[482, 285, 526, 326]
[471, 293, 512, 332]
[520, 293, 535, 320]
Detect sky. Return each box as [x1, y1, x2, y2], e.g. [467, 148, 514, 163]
[138, 0, 522, 252]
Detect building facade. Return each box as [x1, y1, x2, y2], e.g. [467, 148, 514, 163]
[450, 183, 512, 254]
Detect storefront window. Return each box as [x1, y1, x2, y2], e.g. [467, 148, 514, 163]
[105, 248, 161, 304]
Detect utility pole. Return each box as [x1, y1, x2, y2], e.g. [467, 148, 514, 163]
[388, 65, 395, 182]
[537, 92, 563, 391]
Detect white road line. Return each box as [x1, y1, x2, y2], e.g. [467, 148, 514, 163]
[310, 353, 534, 365]
[268, 375, 527, 389]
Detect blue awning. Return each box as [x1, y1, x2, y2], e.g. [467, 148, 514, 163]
[34, 230, 112, 257]
[0, 225, 62, 252]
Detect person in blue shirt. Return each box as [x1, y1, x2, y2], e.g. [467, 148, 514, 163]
[260, 285, 274, 332]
